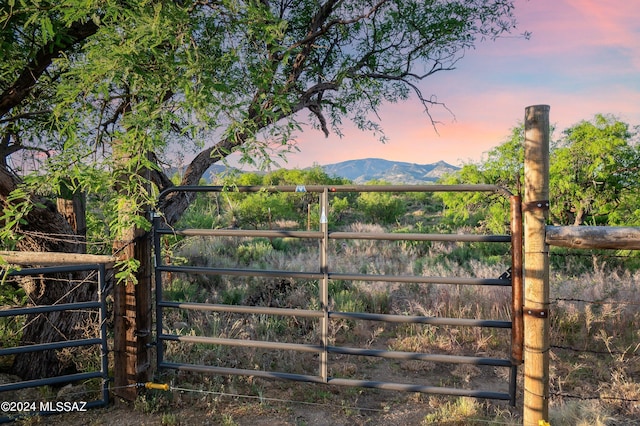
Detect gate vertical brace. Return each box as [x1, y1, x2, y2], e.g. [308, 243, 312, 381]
[98, 263, 110, 405]
[510, 195, 524, 406]
[153, 213, 165, 369]
[320, 188, 329, 382]
[523, 105, 551, 425]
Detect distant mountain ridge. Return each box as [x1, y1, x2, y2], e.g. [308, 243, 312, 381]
[320, 158, 459, 184]
[172, 158, 459, 184]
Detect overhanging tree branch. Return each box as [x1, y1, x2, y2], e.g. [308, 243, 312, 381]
[0, 19, 99, 118]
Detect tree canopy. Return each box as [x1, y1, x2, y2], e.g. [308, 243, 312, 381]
[1, 0, 521, 240]
[439, 114, 640, 232]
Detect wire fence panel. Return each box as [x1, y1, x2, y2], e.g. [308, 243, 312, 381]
[546, 250, 640, 414]
[0, 263, 109, 422]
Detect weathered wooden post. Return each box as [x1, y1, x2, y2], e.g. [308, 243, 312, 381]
[112, 149, 154, 401]
[523, 104, 551, 425]
[113, 225, 152, 401]
[56, 178, 87, 251]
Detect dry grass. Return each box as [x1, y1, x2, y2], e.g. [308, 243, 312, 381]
[4, 222, 635, 425]
[548, 257, 640, 425]
[159, 223, 640, 425]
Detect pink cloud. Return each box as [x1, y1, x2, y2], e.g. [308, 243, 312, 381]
[567, 0, 639, 45]
[264, 0, 640, 172]
[519, 0, 640, 70]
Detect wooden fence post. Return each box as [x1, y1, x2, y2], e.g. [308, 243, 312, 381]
[112, 146, 154, 401]
[523, 104, 551, 425]
[113, 224, 152, 401]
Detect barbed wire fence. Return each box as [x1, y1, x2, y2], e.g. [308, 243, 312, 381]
[547, 250, 640, 416]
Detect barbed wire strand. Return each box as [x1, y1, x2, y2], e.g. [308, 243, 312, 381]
[549, 251, 638, 259]
[24, 381, 393, 415]
[14, 230, 135, 257]
[550, 344, 639, 357]
[550, 392, 640, 403]
[552, 297, 640, 306]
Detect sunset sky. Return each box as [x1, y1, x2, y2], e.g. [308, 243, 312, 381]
[272, 0, 640, 169]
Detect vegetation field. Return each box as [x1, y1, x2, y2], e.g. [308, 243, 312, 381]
[1, 163, 639, 425]
[86, 176, 637, 425]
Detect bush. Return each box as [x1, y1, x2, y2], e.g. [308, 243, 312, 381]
[357, 191, 405, 224]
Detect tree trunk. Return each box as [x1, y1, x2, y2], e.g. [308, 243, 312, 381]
[0, 165, 97, 380]
[10, 198, 94, 380]
[159, 137, 239, 225]
[56, 187, 87, 252]
[573, 206, 585, 226]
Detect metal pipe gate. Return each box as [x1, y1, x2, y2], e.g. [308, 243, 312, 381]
[154, 184, 523, 404]
[0, 263, 110, 422]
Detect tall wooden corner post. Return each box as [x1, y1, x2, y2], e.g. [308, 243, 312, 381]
[523, 105, 551, 425]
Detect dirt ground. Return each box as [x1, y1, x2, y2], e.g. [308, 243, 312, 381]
[30, 388, 518, 426]
[40, 398, 434, 426]
[2, 358, 522, 425]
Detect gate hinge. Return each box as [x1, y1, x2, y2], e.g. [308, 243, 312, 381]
[135, 329, 150, 337]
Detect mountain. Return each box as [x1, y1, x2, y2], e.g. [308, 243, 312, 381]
[166, 158, 459, 185]
[320, 158, 459, 184]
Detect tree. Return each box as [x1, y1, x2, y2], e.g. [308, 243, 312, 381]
[550, 114, 640, 226]
[2, 0, 522, 226]
[439, 115, 640, 232]
[1, 0, 521, 378]
[438, 126, 524, 232]
[356, 181, 406, 224]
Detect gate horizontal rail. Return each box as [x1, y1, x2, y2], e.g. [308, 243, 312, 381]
[159, 300, 512, 328]
[159, 362, 513, 401]
[0, 301, 102, 317]
[157, 265, 511, 286]
[154, 184, 523, 405]
[157, 227, 511, 243]
[159, 334, 511, 366]
[0, 338, 104, 356]
[0, 372, 106, 394]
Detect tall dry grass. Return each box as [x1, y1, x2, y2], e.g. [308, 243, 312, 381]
[161, 222, 639, 424]
[548, 255, 640, 424]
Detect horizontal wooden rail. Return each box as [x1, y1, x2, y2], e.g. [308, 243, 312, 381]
[0, 251, 116, 265]
[545, 226, 640, 250]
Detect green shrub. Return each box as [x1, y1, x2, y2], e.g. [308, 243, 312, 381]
[236, 239, 274, 265]
[356, 191, 406, 224]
